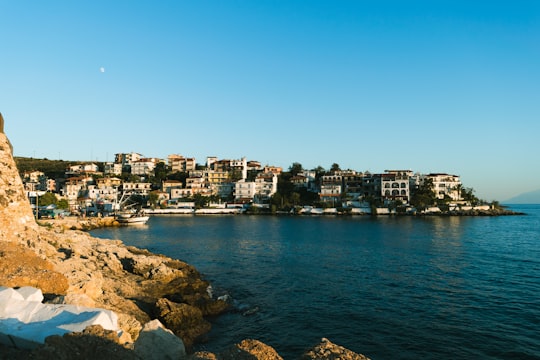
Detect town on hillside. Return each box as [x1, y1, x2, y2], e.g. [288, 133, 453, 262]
[19, 152, 496, 218]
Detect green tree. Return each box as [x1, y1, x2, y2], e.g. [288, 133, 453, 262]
[410, 178, 437, 211]
[148, 191, 160, 208]
[57, 199, 69, 210]
[38, 192, 58, 206]
[330, 163, 341, 173]
[288, 162, 303, 175]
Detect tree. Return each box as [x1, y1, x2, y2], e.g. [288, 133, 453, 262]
[38, 192, 58, 206]
[330, 163, 341, 173]
[288, 162, 303, 175]
[410, 178, 437, 211]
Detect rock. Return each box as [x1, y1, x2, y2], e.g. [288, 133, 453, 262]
[134, 319, 186, 360]
[219, 339, 284, 360]
[0, 241, 68, 295]
[34, 325, 139, 360]
[0, 131, 37, 243]
[0, 286, 120, 350]
[301, 338, 371, 360]
[154, 298, 211, 350]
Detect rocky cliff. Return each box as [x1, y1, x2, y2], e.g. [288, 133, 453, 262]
[0, 114, 370, 359]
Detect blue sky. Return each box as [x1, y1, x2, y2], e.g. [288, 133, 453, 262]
[1, 1, 539, 201]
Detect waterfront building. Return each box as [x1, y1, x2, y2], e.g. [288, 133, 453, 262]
[424, 173, 462, 201]
[381, 170, 413, 204]
[254, 172, 278, 201]
[234, 180, 256, 202]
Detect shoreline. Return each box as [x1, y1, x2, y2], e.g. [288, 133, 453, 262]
[40, 206, 526, 232]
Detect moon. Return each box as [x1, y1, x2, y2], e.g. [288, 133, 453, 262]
[100, 67, 105, 73]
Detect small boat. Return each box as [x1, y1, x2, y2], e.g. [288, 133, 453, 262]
[116, 211, 149, 225]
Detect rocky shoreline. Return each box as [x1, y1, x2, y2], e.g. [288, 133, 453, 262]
[1, 126, 370, 359]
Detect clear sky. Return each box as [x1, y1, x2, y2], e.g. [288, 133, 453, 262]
[1, 1, 539, 201]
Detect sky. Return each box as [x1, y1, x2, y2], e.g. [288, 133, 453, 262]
[1, 1, 539, 202]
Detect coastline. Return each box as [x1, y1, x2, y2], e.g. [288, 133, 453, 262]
[39, 204, 526, 233]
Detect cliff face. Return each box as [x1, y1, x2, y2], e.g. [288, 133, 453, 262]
[0, 116, 38, 243]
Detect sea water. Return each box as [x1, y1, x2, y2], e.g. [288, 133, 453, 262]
[92, 205, 540, 359]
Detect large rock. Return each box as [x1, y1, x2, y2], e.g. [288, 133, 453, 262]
[134, 319, 186, 360]
[218, 339, 284, 360]
[0, 124, 37, 244]
[154, 298, 211, 350]
[0, 287, 120, 350]
[301, 338, 371, 360]
[0, 242, 68, 295]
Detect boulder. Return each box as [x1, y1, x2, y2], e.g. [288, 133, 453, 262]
[0, 241, 68, 295]
[134, 319, 186, 360]
[0, 287, 120, 350]
[301, 338, 371, 360]
[218, 339, 284, 360]
[154, 298, 211, 350]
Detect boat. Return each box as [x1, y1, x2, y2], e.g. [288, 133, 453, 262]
[115, 211, 149, 225]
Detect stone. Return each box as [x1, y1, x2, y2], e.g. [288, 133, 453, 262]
[0, 287, 120, 350]
[219, 339, 284, 360]
[0, 241, 68, 295]
[154, 298, 211, 350]
[301, 338, 371, 360]
[134, 319, 186, 360]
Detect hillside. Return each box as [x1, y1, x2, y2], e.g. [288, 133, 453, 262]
[504, 189, 540, 204]
[14, 157, 103, 178]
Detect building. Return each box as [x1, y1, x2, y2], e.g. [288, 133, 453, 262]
[424, 173, 462, 201]
[254, 172, 278, 201]
[234, 180, 256, 202]
[168, 154, 196, 173]
[104, 162, 123, 176]
[131, 158, 160, 176]
[381, 170, 413, 204]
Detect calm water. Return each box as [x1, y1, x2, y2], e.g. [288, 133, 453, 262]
[92, 205, 540, 359]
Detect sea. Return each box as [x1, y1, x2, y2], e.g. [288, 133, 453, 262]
[91, 204, 540, 360]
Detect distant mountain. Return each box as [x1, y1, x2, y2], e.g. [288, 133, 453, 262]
[504, 189, 540, 204]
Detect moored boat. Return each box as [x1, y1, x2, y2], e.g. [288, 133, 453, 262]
[116, 211, 149, 225]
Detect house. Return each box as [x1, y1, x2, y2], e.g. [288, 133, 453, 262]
[115, 152, 142, 167]
[63, 176, 94, 212]
[122, 182, 152, 196]
[234, 180, 256, 202]
[424, 173, 462, 201]
[381, 170, 413, 204]
[65, 163, 100, 177]
[320, 184, 342, 204]
[131, 158, 160, 176]
[104, 162, 123, 176]
[254, 172, 278, 201]
[162, 180, 183, 195]
[168, 154, 196, 173]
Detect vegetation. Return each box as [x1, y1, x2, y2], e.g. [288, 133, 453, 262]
[14, 157, 86, 178]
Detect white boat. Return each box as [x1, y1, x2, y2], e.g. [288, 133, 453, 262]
[116, 211, 149, 225]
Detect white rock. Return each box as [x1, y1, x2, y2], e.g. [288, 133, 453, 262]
[0, 287, 120, 350]
[134, 319, 186, 360]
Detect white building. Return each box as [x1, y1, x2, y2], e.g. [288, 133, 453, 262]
[131, 158, 160, 176]
[381, 170, 413, 204]
[235, 180, 256, 202]
[104, 162, 123, 176]
[122, 182, 152, 196]
[424, 173, 462, 201]
[255, 172, 278, 200]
